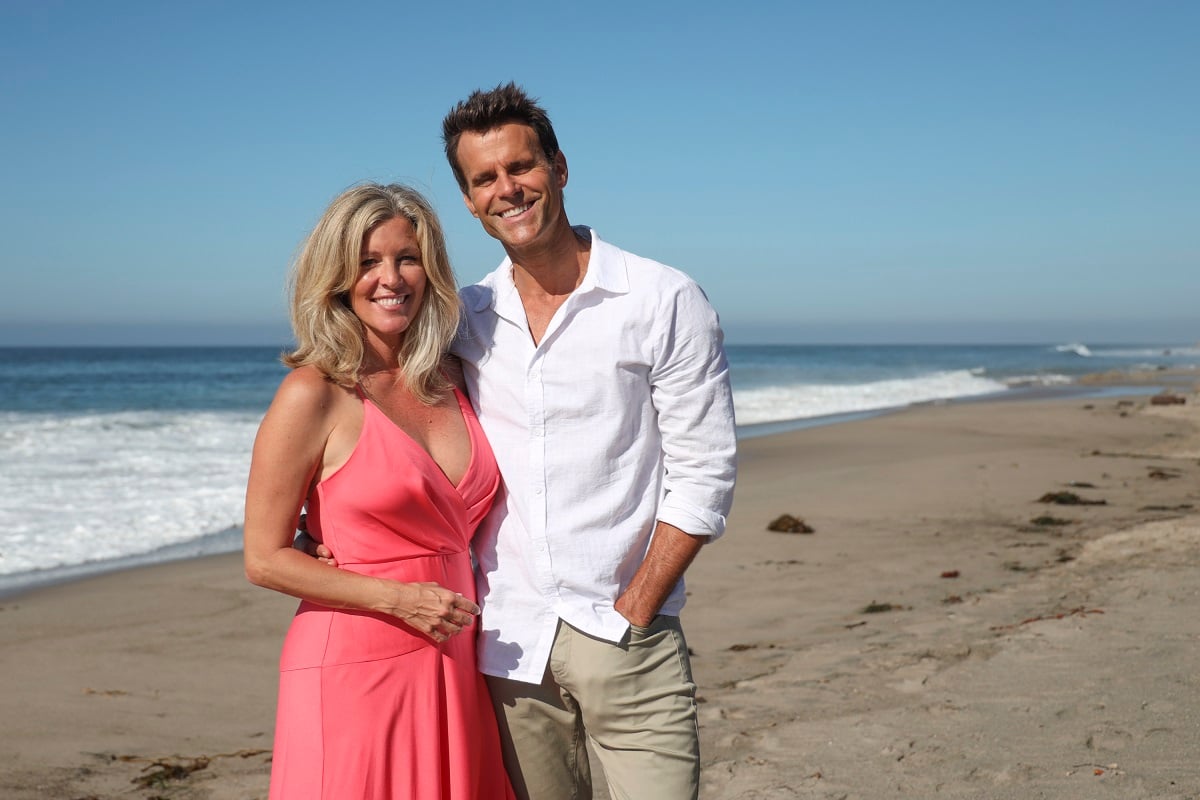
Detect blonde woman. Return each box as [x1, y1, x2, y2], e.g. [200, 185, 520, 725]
[244, 183, 514, 799]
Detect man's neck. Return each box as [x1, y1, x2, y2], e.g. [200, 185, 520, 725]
[509, 224, 591, 301]
[506, 224, 592, 346]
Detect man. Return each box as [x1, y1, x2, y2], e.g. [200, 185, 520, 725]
[442, 83, 736, 800]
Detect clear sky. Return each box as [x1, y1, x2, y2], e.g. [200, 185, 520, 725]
[1, 0, 1196, 346]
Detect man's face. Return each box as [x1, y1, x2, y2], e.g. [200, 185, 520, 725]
[456, 122, 568, 255]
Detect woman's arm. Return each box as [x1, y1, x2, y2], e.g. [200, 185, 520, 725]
[243, 367, 478, 640]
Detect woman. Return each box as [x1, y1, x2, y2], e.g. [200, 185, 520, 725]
[244, 183, 514, 799]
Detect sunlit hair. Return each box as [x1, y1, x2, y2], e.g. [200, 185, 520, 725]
[283, 183, 459, 404]
[442, 81, 560, 192]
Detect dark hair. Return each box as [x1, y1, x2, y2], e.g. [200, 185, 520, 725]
[442, 82, 560, 192]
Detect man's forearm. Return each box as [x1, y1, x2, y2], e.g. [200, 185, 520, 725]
[614, 520, 706, 627]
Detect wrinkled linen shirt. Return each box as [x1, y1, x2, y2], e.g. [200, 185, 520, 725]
[453, 228, 737, 684]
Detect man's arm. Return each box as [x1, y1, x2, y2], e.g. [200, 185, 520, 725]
[614, 521, 706, 627]
[615, 276, 738, 626]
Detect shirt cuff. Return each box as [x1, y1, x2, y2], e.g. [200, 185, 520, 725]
[657, 496, 728, 542]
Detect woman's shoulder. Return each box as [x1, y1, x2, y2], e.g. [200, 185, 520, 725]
[273, 365, 357, 419]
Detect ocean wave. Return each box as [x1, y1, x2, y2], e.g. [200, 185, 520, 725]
[1054, 343, 1093, 357]
[733, 369, 1008, 426]
[1002, 373, 1074, 388]
[0, 410, 259, 576]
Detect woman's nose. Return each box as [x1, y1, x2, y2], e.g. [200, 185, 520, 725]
[379, 260, 405, 286]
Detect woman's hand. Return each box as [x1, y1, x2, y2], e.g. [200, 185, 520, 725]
[381, 582, 481, 642]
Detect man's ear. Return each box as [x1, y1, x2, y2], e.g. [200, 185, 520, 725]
[554, 151, 568, 189]
[462, 193, 480, 219]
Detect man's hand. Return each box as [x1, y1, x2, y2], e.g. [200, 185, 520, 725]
[293, 516, 337, 567]
[614, 592, 659, 628]
[615, 521, 706, 628]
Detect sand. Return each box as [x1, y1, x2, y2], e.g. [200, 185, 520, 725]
[2, 388, 1198, 799]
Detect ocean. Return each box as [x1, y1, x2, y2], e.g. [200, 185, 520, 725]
[2, 342, 1197, 594]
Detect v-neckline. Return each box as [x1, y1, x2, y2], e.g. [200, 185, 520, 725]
[360, 386, 476, 492]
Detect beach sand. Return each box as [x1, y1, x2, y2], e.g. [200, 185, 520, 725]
[2, 389, 1198, 799]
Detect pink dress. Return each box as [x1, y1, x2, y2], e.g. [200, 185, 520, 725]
[269, 388, 515, 799]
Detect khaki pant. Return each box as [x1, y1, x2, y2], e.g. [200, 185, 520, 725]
[487, 616, 700, 800]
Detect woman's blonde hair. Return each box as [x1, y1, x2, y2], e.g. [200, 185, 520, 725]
[283, 183, 459, 404]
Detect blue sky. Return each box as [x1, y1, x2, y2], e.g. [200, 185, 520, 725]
[1, 1, 1196, 345]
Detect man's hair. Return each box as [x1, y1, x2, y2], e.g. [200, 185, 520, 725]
[442, 82, 560, 193]
[283, 183, 459, 404]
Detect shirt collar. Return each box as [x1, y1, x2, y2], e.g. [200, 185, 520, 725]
[470, 226, 630, 316]
[572, 227, 630, 296]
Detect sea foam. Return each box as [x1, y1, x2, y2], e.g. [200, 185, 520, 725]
[0, 410, 259, 577]
[733, 369, 1007, 426]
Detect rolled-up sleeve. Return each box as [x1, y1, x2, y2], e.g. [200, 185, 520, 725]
[650, 279, 737, 541]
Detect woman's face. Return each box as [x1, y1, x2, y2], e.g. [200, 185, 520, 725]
[351, 216, 427, 351]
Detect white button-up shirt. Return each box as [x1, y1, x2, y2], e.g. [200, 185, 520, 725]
[454, 228, 737, 683]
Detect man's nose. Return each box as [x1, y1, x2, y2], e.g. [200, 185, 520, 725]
[496, 171, 519, 197]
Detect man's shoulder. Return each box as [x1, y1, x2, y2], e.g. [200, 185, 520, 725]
[458, 263, 507, 315]
[593, 233, 699, 297]
[458, 281, 493, 311]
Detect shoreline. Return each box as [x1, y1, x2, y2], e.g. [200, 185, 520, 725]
[5, 372, 1194, 600]
[2, 387, 1198, 798]
[0, 526, 244, 601]
[736, 380, 1175, 441]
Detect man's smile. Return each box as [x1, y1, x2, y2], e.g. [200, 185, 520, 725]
[500, 202, 533, 219]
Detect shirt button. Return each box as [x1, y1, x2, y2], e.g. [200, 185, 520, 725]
[534, 487, 543, 495]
